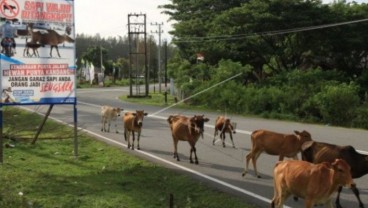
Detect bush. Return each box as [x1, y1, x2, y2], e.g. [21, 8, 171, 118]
[312, 83, 360, 126]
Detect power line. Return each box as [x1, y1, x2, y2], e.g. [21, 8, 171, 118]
[173, 18, 368, 43]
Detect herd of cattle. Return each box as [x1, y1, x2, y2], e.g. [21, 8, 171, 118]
[100, 105, 368, 208]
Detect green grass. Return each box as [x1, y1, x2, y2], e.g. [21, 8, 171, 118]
[0, 107, 256, 208]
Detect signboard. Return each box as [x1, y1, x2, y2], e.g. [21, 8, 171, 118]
[0, 0, 75, 105]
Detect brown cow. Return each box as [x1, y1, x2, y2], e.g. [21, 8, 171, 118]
[101, 106, 122, 133]
[271, 159, 353, 208]
[123, 110, 148, 150]
[27, 23, 75, 57]
[212, 116, 236, 148]
[301, 141, 368, 208]
[242, 129, 312, 178]
[167, 114, 209, 164]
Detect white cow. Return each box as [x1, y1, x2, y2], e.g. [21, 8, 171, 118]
[101, 106, 122, 133]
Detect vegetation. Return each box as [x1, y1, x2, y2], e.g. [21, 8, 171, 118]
[1, 107, 256, 208]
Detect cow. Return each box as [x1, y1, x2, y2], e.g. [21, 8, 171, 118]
[212, 116, 236, 148]
[167, 114, 209, 164]
[301, 141, 368, 208]
[271, 159, 353, 208]
[100, 106, 122, 133]
[123, 110, 148, 150]
[242, 129, 312, 178]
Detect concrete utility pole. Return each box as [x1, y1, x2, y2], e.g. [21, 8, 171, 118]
[151, 22, 163, 93]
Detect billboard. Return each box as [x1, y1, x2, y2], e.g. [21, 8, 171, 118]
[0, 0, 75, 105]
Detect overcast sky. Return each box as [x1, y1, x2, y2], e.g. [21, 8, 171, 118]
[74, 0, 367, 40]
[74, 0, 172, 40]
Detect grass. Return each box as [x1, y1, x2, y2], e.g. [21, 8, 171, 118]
[0, 107, 257, 208]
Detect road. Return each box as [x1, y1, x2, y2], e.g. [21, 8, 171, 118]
[24, 87, 368, 208]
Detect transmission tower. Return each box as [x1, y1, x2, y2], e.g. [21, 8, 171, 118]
[127, 13, 149, 97]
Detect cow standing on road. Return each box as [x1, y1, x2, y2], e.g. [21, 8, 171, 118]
[123, 110, 148, 150]
[167, 114, 209, 164]
[271, 159, 353, 208]
[301, 141, 368, 208]
[101, 106, 122, 133]
[212, 116, 236, 148]
[242, 129, 312, 178]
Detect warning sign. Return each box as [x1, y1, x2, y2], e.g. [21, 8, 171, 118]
[0, 0, 20, 19]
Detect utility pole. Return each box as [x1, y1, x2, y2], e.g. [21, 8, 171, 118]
[151, 22, 163, 93]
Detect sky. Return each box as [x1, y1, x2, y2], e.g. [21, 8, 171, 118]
[74, 0, 172, 40]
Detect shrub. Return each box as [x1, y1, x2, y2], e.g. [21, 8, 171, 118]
[312, 83, 360, 126]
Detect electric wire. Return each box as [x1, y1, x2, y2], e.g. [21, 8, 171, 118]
[173, 18, 368, 43]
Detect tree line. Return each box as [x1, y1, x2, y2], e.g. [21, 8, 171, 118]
[75, 33, 173, 81]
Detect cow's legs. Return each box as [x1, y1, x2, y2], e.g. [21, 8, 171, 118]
[107, 121, 111, 132]
[278, 155, 285, 161]
[125, 131, 131, 149]
[221, 132, 226, 147]
[212, 129, 218, 145]
[101, 117, 105, 132]
[114, 119, 119, 133]
[131, 132, 135, 150]
[252, 151, 262, 178]
[336, 185, 364, 208]
[173, 138, 180, 161]
[243, 148, 262, 178]
[304, 198, 315, 208]
[136, 131, 141, 150]
[189, 145, 198, 164]
[242, 151, 252, 177]
[229, 132, 236, 148]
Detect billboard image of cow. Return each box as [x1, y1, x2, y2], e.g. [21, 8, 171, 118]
[0, 0, 75, 105]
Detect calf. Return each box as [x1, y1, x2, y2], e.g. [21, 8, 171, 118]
[271, 159, 353, 208]
[123, 110, 148, 150]
[100, 106, 122, 133]
[301, 141, 368, 208]
[212, 116, 236, 148]
[242, 129, 312, 178]
[167, 114, 209, 164]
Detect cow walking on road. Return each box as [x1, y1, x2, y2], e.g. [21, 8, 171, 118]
[242, 129, 312, 178]
[271, 159, 353, 208]
[301, 141, 368, 208]
[123, 110, 148, 150]
[167, 114, 209, 164]
[212, 116, 236, 148]
[101, 106, 122, 133]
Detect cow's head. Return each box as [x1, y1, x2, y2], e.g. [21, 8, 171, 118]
[226, 119, 237, 134]
[332, 159, 353, 188]
[114, 108, 122, 117]
[190, 115, 209, 138]
[294, 130, 312, 143]
[133, 110, 148, 127]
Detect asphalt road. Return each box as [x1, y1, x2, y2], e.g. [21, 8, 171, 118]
[24, 87, 368, 208]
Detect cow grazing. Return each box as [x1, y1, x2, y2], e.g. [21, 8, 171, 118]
[167, 114, 209, 164]
[212, 116, 236, 148]
[242, 129, 312, 178]
[301, 141, 368, 208]
[123, 110, 148, 150]
[271, 159, 353, 208]
[100, 106, 122, 133]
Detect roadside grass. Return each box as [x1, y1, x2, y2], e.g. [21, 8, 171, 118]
[1, 107, 257, 208]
